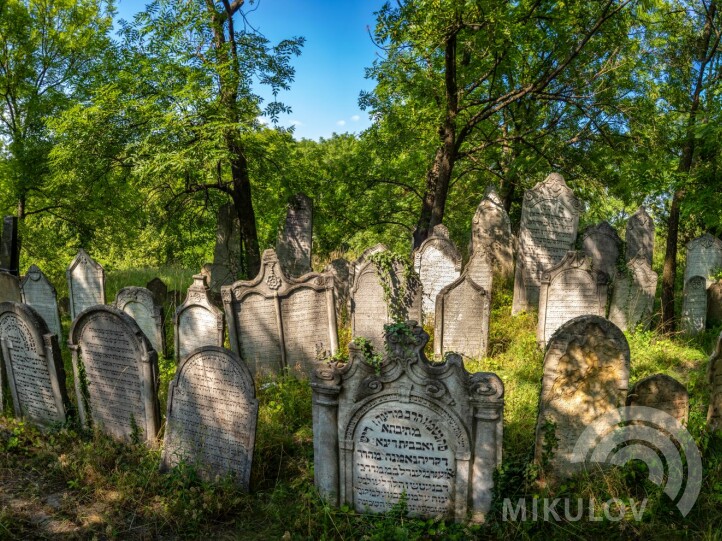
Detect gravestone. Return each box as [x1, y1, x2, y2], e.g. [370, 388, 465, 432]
[0, 216, 19, 275]
[684, 233, 722, 287]
[115, 287, 166, 357]
[324, 258, 351, 321]
[161, 346, 258, 488]
[0, 302, 69, 427]
[625, 206, 654, 265]
[20, 265, 63, 344]
[68, 305, 160, 443]
[708, 332, 722, 431]
[207, 203, 242, 292]
[470, 185, 514, 281]
[534, 315, 630, 478]
[464, 250, 493, 296]
[434, 271, 490, 360]
[626, 374, 689, 425]
[681, 276, 708, 335]
[413, 225, 462, 324]
[536, 251, 609, 347]
[0, 271, 21, 303]
[312, 322, 504, 522]
[174, 275, 224, 361]
[512, 173, 582, 314]
[608, 256, 658, 332]
[222, 249, 338, 378]
[66, 249, 105, 320]
[350, 245, 422, 352]
[580, 221, 622, 282]
[146, 277, 168, 306]
[707, 280, 722, 325]
[276, 193, 313, 279]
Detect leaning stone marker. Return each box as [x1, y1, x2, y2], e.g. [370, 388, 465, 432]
[161, 346, 258, 488]
[534, 315, 630, 479]
[115, 287, 166, 357]
[707, 280, 722, 325]
[20, 265, 63, 343]
[0, 216, 19, 275]
[312, 322, 504, 522]
[608, 256, 658, 332]
[222, 249, 338, 378]
[146, 277, 168, 306]
[66, 249, 105, 320]
[684, 233, 722, 287]
[413, 224, 461, 324]
[580, 221, 622, 282]
[625, 206, 654, 265]
[626, 374, 689, 425]
[68, 306, 160, 443]
[681, 276, 708, 335]
[276, 193, 313, 279]
[0, 271, 21, 303]
[471, 186, 514, 280]
[174, 275, 224, 361]
[512, 173, 582, 314]
[0, 302, 69, 427]
[537, 251, 609, 347]
[708, 332, 722, 431]
[207, 203, 242, 292]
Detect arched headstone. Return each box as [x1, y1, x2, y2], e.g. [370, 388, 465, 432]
[627, 374, 689, 425]
[580, 221, 622, 281]
[625, 206, 654, 265]
[115, 287, 166, 357]
[174, 275, 224, 361]
[66, 249, 105, 320]
[20, 265, 63, 344]
[684, 233, 722, 287]
[471, 185, 514, 281]
[608, 256, 658, 332]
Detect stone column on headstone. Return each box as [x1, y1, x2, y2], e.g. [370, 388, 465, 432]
[310, 365, 342, 505]
[708, 331, 722, 431]
[276, 193, 313, 279]
[0, 217, 19, 276]
[625, 206, 654, 265]
[470, 186, 514, 282]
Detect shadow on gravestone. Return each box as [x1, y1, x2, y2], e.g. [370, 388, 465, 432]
[20, 265, 64, 346]
[174, 275, 225, 362]
[471, 185, 514, 281]
[115, 286, 166, 358]
[0, 271, 21, 303]
[626, 374, 689, 425]
[0, 216, 19, 276]
[708, 331, 722, 432]
[276, 193, 313, 280]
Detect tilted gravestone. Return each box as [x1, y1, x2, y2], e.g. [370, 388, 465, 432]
[0, 216, 19, 275]
[512, 173, 582, 314]
[222, 249, 338, 378]
[413, 224, 462, 324]
[206, 203, 243, 293]
[350, 245, 422, 352]
[174, 275, 224, 361]
[324, 258, 351, 321]
[580, 221, 622, 282]
[0, 302, 69, 427]
[0, 271, 21, 303]
[160, 346, 258, 489]
[681, 276, 708, 335]
[625, 206, 654, 265]
[626, 374, 689, 425]
[708, 332, 722, 431]
[534, 315, 630, 479]
[115, 287, 166, 357]
[608, 256, 658, 332]
[20, 265, 63, 344]
[536, 251, 609, 347]
[470, 186, 514, 281]
[66, 249, 105, 321]
[146, 277, 168, 306]
[68, 305, 160, 443]
[684, 233, 722, 287]
[311, 322, 504, 522]
[276, 193, 313, 279]
[707, 280, 722, 326]
[434, 270, 490, 360]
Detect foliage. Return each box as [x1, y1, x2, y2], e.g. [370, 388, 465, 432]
[368, 250, 419, 323]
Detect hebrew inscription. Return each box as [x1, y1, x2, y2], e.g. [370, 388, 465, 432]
[174, 274, 224, 361]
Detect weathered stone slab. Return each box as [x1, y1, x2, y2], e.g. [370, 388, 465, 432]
[68, 305, 160, 443]
[161, 346, 258, 488]
[414, 225, 461, 324]
[208, 203, 242, 292]
[471, 185, 514, 280]
[708, 332, 722, 431]
[681, 276, 708, 335]
[276, 193, 313, 279]
[626, 374, 689, 425]
[512, 173, 582, 314]
[537, 252, 609, 347]
[115, 287, 166, 357]
[146, 277, 168, 306]
[222, 249, 338, 378]
[20, 265, 63, 344]
[608, 256, 658, 332]
[581, 221, 622, 282]
[324, 258, 351, 321]
[534, 315, 630, 478]
[0, 302, 69, 427]
[625, 206, 654, 265]
[464, 250, 493, 296]
[707, 280, 722, 325]
[0, 216, 19, 275]
[684, 233, 722, 287]
[312, 322, 504, 522]
[0, 271, 21, 303]
[174, 275, 224, 361]
[350, 245, 422, 352]
[66, 249, 105, 321]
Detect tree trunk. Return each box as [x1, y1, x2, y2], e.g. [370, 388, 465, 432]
[228, 144, 260, 278]
[661, 189, 682, 333]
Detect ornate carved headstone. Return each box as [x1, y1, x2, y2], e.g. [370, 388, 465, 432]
[350, 245, 422, 352]
[536, 252, 609, 347]
[681, 276, 708, 335]
[471, 186, 514, 280]
[223, 249, 338, 378]
[0, 302, 69, 427]
[174, 275, 224, 361]
[160, 346, 258, 488]
[115, 287, 166, 357]
[146, 277, 168, 306]
[276, 193, 313, 279]
[534, 315, 630, 478]
[325, 258, 351, 321]
[625, 206, 654, 265]
[684, 233, 722, 287]
[580, 221, 622, 282]
[413, 225, 462, 324]
[0, 271, 21, 303]
[20, 265, 63, 344]
[707, 280, 722, 325]
[464, 250, 493, 297]
[512, 173, 582, 314]
[68, 306, 160, 443]
[608, 256, 658, 332]
[66, 249, 105, 321]
[626, 374, 689, 425]
[311, 322, 504, 522]
[0, 216, 19, 275]
[708, 332, 722, 431]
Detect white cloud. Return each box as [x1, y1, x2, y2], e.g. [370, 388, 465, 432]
[351, 115, 360, 122]
[336, 120, 346, 127]
[257, 116, 270, 125]
[291, 119, 303, 127]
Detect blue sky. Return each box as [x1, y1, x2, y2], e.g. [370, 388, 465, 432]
[115, 0, 386, 140]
